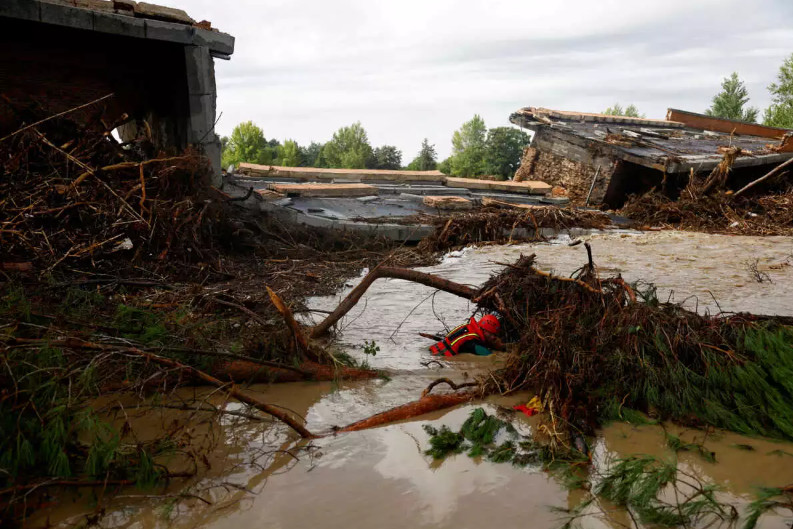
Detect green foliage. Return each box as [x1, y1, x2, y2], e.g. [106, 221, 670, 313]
[422, 425, 466, 459]
[664, 433, 716, 463]
[406, 138, 438, 171]
[449, 115, 487, 177]
[763, 53, 793, 128]
[437, 157, 452, 175]
[113, 304, 167, 345]
[483, 127, 531, 179]
[298, 141, 324, 167]
[277, 139, 301, 167]
[706, 72, 759, 123]
[743, 487, 793, 529]
[369, 145, 402, 170]
[603, 103, 645, 118]
[321, 122, 373, 169]
[362, 340, 379, 356]
[594, 455, 734, 528]
[221, 121, 275, 169]
[422, 408, 586, 468]
[1, 285, 31, 322]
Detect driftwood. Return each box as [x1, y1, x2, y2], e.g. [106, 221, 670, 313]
[421, 377, 480, 397]
[733, 156, 793, 197]
[266, 286, 319, 361]
[128, 348, 315, 438]
[311, 266, 477, 337]
[336, 392, 476, 432]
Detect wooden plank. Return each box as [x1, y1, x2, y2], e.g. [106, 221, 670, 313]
[237, 163, 446, 183]
[444, 177, 551, 195]
[666, 109, 791, 139]
[267, 183, 377, 198]
[422, 196, 473, 210]
[481, 197, 549, 210]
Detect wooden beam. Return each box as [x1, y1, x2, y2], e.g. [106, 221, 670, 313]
[267, 183, 377, 198]
[444, 177, 551, 195]
[666, 108, 791, 139]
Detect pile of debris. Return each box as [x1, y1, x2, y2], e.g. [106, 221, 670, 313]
[0, 110, 418, 524]
[474, 254, 793, 445]
[621, 188, 793, 236]
[418, 204, 611, 252]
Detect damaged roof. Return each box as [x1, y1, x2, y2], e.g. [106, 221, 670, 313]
[510, 106, 793, 174]
[1, 0, 234, 56]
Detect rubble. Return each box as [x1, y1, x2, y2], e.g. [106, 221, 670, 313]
[510, 106, 793, 207]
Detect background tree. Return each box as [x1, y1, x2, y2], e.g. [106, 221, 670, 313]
[449, 114, 487, 177]
[483, 127, 531, 179]
[603, 103, 645, 118]
[220, 121, 272, 169]
[321, 122, 373, 169]
[368, 145, 402, 170]
[764, 53, 793, 128]
[298, 142, 324, 167]
[406, 138, 438, 171]
[705, 72, 758, 122]
[437, 157, 452, 175]
[277, 139, 301, 167]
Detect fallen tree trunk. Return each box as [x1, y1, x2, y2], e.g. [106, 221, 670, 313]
[214, 359, 382, 383]
[129, 349, 315, 438]
[336, 392, 476, 432]
[311, 266, 477, 337]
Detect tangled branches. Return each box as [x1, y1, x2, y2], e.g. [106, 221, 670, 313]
[476, 254, 793, 444]
[621, 188, 793, 236]
[417, 206, 610, 253]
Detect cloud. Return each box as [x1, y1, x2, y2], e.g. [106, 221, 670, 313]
[171, 0, 793, 159]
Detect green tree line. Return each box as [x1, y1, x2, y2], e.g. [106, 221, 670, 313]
[603, 52, 793, 127]
[221, 116, 531, 180]
[222, 52, 793, 179]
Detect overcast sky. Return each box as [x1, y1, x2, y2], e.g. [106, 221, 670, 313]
[176, 0, 793, 160]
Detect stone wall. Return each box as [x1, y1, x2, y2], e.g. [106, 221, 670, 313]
[515, 146, 618, 206]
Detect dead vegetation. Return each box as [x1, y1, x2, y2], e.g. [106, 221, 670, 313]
[417, 205, 610, 252]
[621, 150, 793, 236]
[0, 107, 430, 524]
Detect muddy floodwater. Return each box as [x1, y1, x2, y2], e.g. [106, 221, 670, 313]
[32, 230, 793, 529]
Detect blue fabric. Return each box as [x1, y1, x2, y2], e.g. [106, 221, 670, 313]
[472, 343, 493, 356]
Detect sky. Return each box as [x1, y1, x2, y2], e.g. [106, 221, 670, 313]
[174, 0, 793, 160]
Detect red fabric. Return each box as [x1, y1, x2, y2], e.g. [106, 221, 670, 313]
[513, 404, 538, 417]
[429, 318, 485, 356]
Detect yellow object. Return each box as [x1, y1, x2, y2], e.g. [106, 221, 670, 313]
[527, 396, 542, 412]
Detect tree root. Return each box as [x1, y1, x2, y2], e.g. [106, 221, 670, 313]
[421, 377, 480, 397]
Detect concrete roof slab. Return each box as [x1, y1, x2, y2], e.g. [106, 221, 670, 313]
[40, 1, 93, 30]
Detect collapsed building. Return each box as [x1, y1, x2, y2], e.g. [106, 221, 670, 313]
[510, 107, 793, 207]
[0, 0, 234, 184]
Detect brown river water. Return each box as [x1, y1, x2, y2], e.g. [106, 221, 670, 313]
[29, 230, 793, 529]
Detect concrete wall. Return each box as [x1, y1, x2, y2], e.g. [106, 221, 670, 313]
[0, 3, 229, 184]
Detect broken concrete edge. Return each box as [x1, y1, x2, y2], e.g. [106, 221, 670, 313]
[1, 0, 234, 55]
[222, 179, 434, 242]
